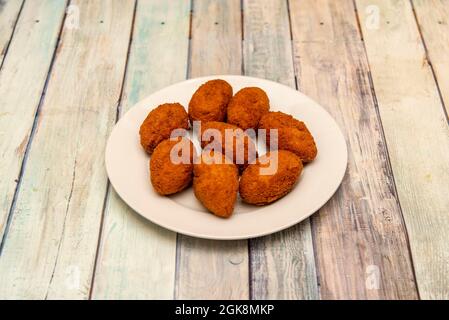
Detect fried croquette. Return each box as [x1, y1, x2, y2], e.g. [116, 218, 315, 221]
[193, 151, 239, 218]
[188, 79, 233, 123]
[239, 150, 303, 205]
[139, 103, 189, 155]
[200, 121, 257, 171]
[227, 87, 270, 130]
[258, 111, 317, 162]
[150, 137, 195, 195]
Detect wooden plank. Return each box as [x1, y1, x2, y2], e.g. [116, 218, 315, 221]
[0, 0, 66, 243]
[175, 0, 249, 299]
[0, 0, 135, 299]
[412, 0, 449, 115]
[91, 0, 191, 299]
[356, 0, 449, 300]
[188, 0, 242, 77]
[243, 0, 318, 299]
[0, 0, 23, 67]
[290, 0, 418, 299]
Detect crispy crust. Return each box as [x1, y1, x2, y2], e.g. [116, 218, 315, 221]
[227, 87, 270, 130]
[200, 121, 257, 171]
[188, 79, 233, 123]
[139, 103, 189, 155]
[193, 151, 239, 218]
[258, 111, 317, 162]
[239, 150, 303, 205]
[150, 137, 195, 195]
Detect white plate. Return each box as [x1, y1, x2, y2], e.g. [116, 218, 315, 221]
[105, 75, 347, 240]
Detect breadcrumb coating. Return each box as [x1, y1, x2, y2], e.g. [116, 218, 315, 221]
[150, 137, 195, 195]
[227, 87, 270, 130]
[188, 79, 233, 123]
[139, 103, 189, 155]
[239, 150, 303, 205]
[193, 151, 239, 218]
[258, 111, 317, 162]
[200, 121, 257, 171]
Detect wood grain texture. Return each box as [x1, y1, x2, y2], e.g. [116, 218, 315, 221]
[188, 0, 242, 77]
[290, 0, 418, 299]
[243, 0, 318, 299]
[91, 0, 191, 299]
[412, 0, 449, 115]
[175, 0, 249, 299]
[0, 0, 66, 244]
[356, 0, 449, 299]
[0, 0, 23, 67]
[0, 0, 135, 299]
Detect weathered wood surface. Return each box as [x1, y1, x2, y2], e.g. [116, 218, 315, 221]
[412, 0, 449, 115]
[91, 0, 191, 299]
[290, 0, 418, 299]
[243, 0, 318, 299]
[0, 0, 448, 300]
[356, 0, 449, 300]
[0, 0, 67, 246]
[0, 0, 135, 299]
[0, 0, 23, 67]
[175, 0, 249, 300]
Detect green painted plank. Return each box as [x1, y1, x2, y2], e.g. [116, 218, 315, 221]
[291, 0, 418, 298]
[0, 0, 23, 67]
[0, 0, 67, 244]
[243, 0, 319, 299]
[91, 0, 191, 299]
[0, 0, 135, 299]
[356, 0, 449, 299]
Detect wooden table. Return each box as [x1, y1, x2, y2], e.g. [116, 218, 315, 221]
[0, 0, 448, 300]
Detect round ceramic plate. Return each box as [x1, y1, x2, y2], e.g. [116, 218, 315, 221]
[105, 75, 347, 240]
